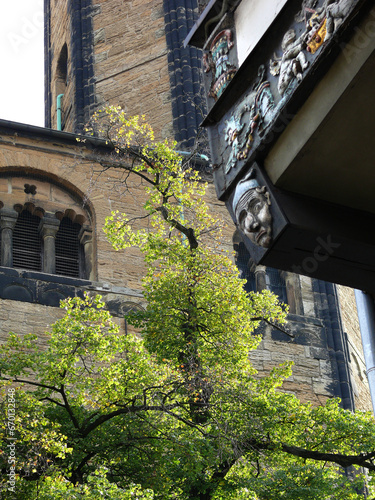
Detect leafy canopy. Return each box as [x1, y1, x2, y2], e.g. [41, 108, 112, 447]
[1, 108, 375, 499]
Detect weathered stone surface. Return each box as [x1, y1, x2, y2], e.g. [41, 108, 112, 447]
[1, 0, 371, 417]
[337, 285, 371, 410]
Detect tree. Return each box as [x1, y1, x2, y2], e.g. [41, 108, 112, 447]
[1, 107, 375, 499]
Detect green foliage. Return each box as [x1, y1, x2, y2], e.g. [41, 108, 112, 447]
[1, 109, 375, 499]
[6, 468, 154, 500]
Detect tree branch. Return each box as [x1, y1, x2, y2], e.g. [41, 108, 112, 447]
[242, 438, 375, 471]
[280, 444, 375, 471]
[251, 317, 294, 338]
[59, 385, 81, 432]
[156, 205, 198, 250]
[81, 403, 184, 438]
[0, 375, 59, 393]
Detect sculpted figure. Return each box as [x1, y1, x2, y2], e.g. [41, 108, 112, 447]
[224, 110, 246, 174]
[270, 0, 353, 93]
[223, 66, 275, 171]
[203, 30, 237, 100]
[277, 29, 309, 95]
[317, 0, 353, 39]
[232, 170, 273, 248]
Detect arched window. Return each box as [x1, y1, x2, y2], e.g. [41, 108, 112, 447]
[55, 217, 83, 278]
[55, 44, 69, 130]
[265, 267, 288, 303]
[56, 43, 68, 92]
[234, 239, 256, 293]
[233, 230, 287, 302]
[0, 174, 93, 281]
[13, 209, 42, 272]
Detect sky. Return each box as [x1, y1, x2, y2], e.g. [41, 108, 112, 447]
[0, 0, 44, 127]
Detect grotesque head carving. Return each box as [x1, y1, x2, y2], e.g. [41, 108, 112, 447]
[232, 170, 273, 248]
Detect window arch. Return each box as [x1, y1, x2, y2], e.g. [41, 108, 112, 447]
[0, 173, 94, 281]
[55, 43, 69, 130]
[56, 43, 68, 92]
[265, 267, 288, 303]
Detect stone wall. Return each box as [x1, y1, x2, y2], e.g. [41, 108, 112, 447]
[0, 129, 146, 354]
[338, 285, 372, 411]
[0, 130, 147, 290]
[47, 0, 74, 131]
[40, 0, 374, 415]
[91, 0, 174, 140]
[248, 276, 334, 406]
[248, 278, 373, 412]
[47, 0, 203, 143]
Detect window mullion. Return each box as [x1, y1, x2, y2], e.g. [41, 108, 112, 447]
[39, 215, 61, 274]
[0, 209, 18, 268]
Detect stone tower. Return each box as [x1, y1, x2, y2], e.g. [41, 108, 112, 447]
[44, 0, 204, 149]
[4, 0, 362, 412]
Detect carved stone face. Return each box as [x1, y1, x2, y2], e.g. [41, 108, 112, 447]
[237, 187, 272, 248]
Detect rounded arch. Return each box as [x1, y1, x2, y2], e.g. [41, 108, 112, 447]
[0, 168, 97, 280]
[0, 167, 95, 226]
[14, 202, 45, 219]
[55, 216, 84, 278]
[57, 43, 68, 86]
[13, 208, 43, 272]
[55, 208, 86, 226]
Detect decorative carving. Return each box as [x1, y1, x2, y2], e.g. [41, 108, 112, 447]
[306, 15, 327, 54]
[298, 0, 352, 54]
[295, 0, 318, 23]
[269, 0, 354, 95]
[0, 208, 18, 268]
[272, 29, 309, 96]
[296, 0, 353, 55]
[313, 0, 353, 41]
[38, 215, 61, 275]
[232, 169, 273, 248]
[204, 29, 237, 100]
[24, 184, 37, 195]
[224, 107, 246, 174]
[224, 66, 275, 173]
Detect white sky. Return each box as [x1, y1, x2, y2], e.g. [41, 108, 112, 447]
[0, 0, 44, 127]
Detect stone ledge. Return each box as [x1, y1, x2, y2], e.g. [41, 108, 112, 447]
[0, 267, 143, 312]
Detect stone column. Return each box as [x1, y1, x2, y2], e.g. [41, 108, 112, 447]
[283, 271, 303, 315]
[79, 225, 94, 280]
[39, 215, 60, 274]
[0, 209, 18, 267]
[254, 265, 267, 292]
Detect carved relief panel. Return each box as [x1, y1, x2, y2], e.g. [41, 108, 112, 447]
[203, 29, 237, 101]
[198, 0, 358, 196]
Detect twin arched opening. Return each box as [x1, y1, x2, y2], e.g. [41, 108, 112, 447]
[0, 172, 94, 280]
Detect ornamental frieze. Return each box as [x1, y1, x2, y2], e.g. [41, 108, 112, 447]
[223, 66, 275, 174]
[210, 0, 357, 184]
